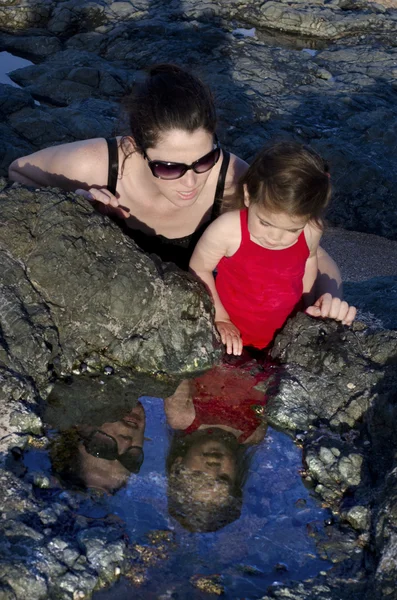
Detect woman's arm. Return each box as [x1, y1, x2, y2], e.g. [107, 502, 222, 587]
[307, 242, 356, 325]
[316, 245, 342, 298]
[8, 138, 109, 191]
[8, 138, 131, 218]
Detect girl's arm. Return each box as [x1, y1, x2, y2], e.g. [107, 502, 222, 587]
[304, 226, 356, 325]
[189, 212, 243, 355]
[164, 379, 196, 430]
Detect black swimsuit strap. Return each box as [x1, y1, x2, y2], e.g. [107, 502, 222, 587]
[106, 137, 119, 196]
[211, 150, 230, 220]
[106, 139, 230, 219]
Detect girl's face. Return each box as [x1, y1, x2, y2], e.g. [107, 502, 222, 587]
[144, 128, 217, 208]
[244, 192, 308, 250]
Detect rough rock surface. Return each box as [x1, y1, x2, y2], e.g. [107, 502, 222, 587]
[0, 179, 222, 382]
[0, 0, 396, 238]
[1, 1, 397, 598]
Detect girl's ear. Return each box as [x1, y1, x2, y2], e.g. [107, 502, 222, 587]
[243, 184, 250, 208]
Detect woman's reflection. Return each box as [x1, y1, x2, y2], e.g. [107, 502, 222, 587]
[45, 377, 147, 494]
[165, 363, 268, 532]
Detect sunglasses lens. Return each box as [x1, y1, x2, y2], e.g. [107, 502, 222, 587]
[85, 432, 116, 460]
[193, 148, 220, 173]
[120, 447, 144, 473]
[151, 162, 186, 180]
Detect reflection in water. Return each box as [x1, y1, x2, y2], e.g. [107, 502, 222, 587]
[49, 401, 146, 494]
[43, 374, 167, 494]
[255, 26, 328, 51]
[165, 363, 269, 532]
[23, 365, 332, 597]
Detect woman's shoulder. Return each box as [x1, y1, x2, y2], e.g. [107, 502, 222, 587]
[9, 137, 112, 190]
[221, 152, 248, 208]
[225, 152, 248, 186]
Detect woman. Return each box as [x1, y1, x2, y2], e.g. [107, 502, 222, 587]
[8, 63, 351, 321]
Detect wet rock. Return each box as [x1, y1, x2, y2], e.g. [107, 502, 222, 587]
[0, 181, 221, 377]
[267, 313, 389, 431]
[8, 49, 135, 106]
[303, 430, 364, 504]
[0, 30, 62, 61]
[341, 505, 371, 530]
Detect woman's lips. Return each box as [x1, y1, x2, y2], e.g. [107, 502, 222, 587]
[177, 189, 198, 200]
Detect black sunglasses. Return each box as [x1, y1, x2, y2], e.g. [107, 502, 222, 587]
[143, 138, 221, 180]
[82, 430, 144, 474]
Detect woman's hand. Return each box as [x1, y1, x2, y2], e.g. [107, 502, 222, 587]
[305, 293, 357, 325]
[76, 187, 131, 219]
[215, 320, 243, 355]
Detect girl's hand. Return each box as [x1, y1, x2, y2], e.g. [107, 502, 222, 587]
[305, 293, 357, 325]
[76, 187, 131, 219]
[215, 320, 243, 355]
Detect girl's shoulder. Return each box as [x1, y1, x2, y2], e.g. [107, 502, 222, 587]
[206, 210, 242, 257]
[304, 220, 323, 254]
[212, 208, 242, 231]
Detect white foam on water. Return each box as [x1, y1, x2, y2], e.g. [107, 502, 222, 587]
[302, 48, 318, 57]
[232, 27, 256, 38]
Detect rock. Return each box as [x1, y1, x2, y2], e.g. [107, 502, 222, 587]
[267, 313, 391, 431]
[0, 181, 222, 378]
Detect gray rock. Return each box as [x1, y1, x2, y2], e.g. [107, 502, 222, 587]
[0, 30, 62, 61]
[0, 181, 221, 377]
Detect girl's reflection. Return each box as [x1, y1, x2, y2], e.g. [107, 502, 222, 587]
[165, 363, 268, 532]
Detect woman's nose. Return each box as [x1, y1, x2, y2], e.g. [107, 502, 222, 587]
[181, 169, 198, 188]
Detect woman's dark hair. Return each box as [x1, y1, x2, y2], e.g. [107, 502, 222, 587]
[48, 428, 87, 492]
[121, 63, 217, 157]
[166, 429, 254, 533]
[242, 141, 331, 226]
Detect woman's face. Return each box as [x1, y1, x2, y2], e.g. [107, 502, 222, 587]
[144, 128, 217, 208]
[78, 402, 146, 493]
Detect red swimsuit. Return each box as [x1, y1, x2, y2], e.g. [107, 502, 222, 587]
[216, 209, 310, 349]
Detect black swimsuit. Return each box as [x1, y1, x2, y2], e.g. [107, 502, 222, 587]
[105, 137, 230, 270]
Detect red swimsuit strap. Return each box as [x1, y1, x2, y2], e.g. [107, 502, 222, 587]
[240, 209, 250, 244]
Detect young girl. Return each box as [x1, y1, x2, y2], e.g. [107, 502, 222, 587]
[189, 142, 356, 355]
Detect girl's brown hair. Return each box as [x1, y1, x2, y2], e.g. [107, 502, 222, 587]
[242, 141, 331, 225]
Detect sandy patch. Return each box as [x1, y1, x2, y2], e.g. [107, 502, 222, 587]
[367, 0, 397, 8]
[321, 227, 397, 283]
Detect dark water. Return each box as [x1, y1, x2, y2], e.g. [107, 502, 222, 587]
[32, 381, 331, 600]
[250, 26, 328, 52]
[22, 366, 333, 599]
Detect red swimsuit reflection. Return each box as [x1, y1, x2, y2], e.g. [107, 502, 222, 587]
[183, 363, 268, 443]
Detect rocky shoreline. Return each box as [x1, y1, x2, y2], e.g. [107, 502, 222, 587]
[1, 1, 397, 598]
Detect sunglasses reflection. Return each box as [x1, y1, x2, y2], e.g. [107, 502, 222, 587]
[45, 377, 147, 495]
[164, 362, 269, 533]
